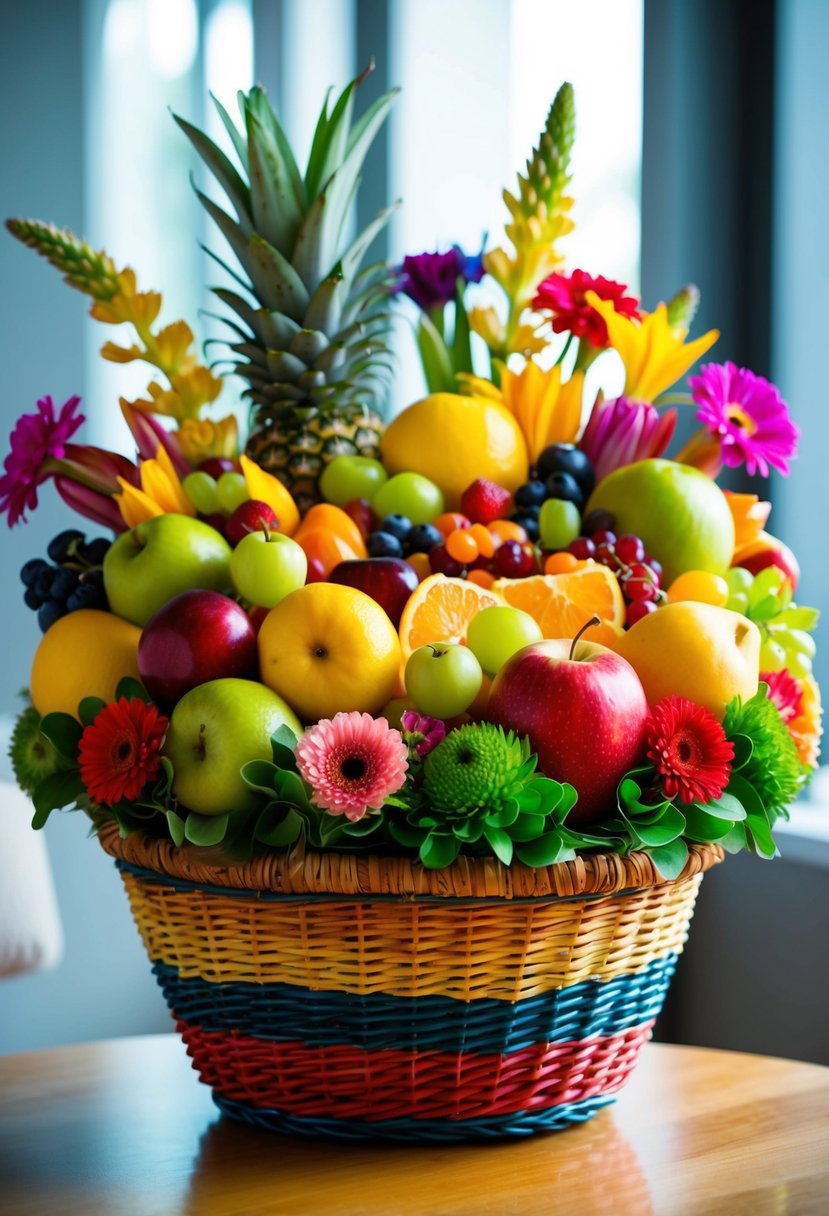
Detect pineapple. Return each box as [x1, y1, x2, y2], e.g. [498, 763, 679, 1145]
[176, 71, 398, 512]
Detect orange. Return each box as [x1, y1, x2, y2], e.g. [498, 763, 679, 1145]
[258, 583, 401, 721]
[492, 569, 625, 646]
[30, 609, 142, 718]
[398, 574, 503, 659]
[381, 393, 529, 508]
[294, 503, 367, 557]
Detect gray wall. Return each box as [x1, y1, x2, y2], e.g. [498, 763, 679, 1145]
[0, 0, 169, 1053]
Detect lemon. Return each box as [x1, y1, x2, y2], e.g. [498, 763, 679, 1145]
[30, 609, 142, 718]
[381, 393, 528, 508]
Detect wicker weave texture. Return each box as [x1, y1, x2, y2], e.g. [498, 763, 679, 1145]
[121, 867, 702, 999]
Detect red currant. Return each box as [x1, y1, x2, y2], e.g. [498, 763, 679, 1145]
[429, 544, 466, 577]
[595, 541, 618, 565]
[628, 561, 659, 585]
[591, 529, 617, 546]
[624, 577, 658, 602]
[626, 599, 658, 626]
[493, 539, 536, 578]
[569, 537, 596, 560]
[615, 533, 645, 564]
[643, 555, 663, 581]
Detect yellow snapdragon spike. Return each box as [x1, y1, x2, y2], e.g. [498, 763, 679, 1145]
[725, 491, 772, 560]
[177, 416, 239, 463]
[586, 292, 719, 403]
[114, 445, 195, 528]
[468, 306, 505, 351]
[240, 454, 300, 535]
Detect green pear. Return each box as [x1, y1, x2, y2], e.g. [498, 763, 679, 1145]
[586, 459, 734, 585]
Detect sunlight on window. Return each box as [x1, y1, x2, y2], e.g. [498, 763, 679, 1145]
[147, 0, 198, 80]
[204, 0, 254, 150]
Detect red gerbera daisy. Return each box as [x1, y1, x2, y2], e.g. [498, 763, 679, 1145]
[78, 697, 168, 806]
[532, 269, 640, 348]
[645, 696, 734, 805]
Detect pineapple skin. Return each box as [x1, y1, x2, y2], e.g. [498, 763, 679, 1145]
[245, 404, 384, 515]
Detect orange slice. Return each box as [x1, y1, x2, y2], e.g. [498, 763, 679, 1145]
[492, 569, 625, 646]
[398, 574, 503, 658]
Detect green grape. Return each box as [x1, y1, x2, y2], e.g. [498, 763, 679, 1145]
[373, 472, 445, 525]
[760, 639, 787, 671]
[216, 471, 249, 514]
[726, 590, 749, 613]
[539, 499, 581, 551]
[319, 455, 387, 507]
[182, 471, 218, 515]
[725, 567, 753, 593]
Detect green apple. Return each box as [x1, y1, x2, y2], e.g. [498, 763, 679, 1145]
[320, 455, 388, 506]
[230, 530, 308, 607]
[466, 605, 543, 675]
[405, 642, 482, 718]
[164, 677, 303, 816]
[585, 458, 735, 584]
[104, 514, 232, 626]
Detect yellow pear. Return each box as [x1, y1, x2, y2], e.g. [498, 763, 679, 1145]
[612, 602, 760, 720]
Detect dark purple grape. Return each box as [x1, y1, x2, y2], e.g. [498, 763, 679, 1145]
[47, 529, 85, 564]
[367, 530, 404, 558]
[544, 471, 584, 508]
[581, 508, 615, 536]
[50, 568, 80, 600]
[66, 583, 107, 612]
[510, 514, 540, 541]
[23, 586, 43, 610]
[20, 558, 50, 587]
[37, 600, 66, 632]
[79, 537, 112, 565]
[33, 567, 57, 599]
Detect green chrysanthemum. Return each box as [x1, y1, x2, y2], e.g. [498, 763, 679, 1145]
[9, 704, 67, 796]
[724, 686, 803, 817]
[422, 723, 535, 819]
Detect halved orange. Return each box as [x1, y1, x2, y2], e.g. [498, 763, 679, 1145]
[398, 573, 503, 658]
[492, 569, 625, 646]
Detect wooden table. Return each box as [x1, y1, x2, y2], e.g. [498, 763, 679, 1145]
[1, 1035, 827, 1215]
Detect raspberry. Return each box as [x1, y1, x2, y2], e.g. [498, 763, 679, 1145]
[460, 478, 513, 525]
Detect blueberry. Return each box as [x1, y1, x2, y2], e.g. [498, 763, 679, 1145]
[20, 558, 50, 588]
[24, 586, 43, 610]
[379, 514, 412, 542]
[37, 600, 66, 632]
[47, 529, 85, 564]
[405, 523, 443, 553]
[537, 444, 595, 496]
[367, 530, 404, 558]
[511, 514, 540, 541]
[544, 471, 584, 509]
[50, 568, 80, 600]
[66, 583, 107, 613]
[514, 480, 547, 509]
[79, 537, 111, 565]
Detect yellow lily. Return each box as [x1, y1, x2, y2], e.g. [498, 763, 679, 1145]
[115, 445, 195, 529]
[725, 491, 773, 561]
[176, 415, 239, 464]
[240, 455, 300, 536]
[586, 291, 719, 402]
[460, 361, 585, 464]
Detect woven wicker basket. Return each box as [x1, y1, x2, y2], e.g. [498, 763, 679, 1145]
[98, 822, 721, 1142]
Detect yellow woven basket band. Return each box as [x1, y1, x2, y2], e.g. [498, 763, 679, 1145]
[120, 870, 704, 1001]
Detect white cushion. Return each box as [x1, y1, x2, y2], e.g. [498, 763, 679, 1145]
[0, 780, 64, 978]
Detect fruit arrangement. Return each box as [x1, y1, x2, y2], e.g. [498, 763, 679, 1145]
[3, 74, 822, 881]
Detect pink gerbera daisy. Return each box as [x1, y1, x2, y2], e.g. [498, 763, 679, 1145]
[296, 712, 409, 822]
[0, 394, 84, 526]
[533, 269, 640, 348]
[689, 362, 799, 477]
[762, 669, 803, 724]
[645, 696, 735, 805]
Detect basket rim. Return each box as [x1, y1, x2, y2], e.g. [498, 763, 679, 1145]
[96, 820, 723, 900]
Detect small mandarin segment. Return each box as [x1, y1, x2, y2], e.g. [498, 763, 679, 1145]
[397, 573, 503, 659]
[492, 569, 625, 642]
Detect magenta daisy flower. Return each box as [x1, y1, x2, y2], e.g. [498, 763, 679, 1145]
[296, 712, 409, 822]
[689, 362, 799, 477]
[0, 394, 84, 526]
[578, 396, 677, 482]
[400, 710, 446, 758]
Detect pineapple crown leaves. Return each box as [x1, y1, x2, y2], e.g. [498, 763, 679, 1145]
[6, 218, 121, 300]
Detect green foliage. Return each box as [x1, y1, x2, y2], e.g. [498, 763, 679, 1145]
[723, 686, 804, 820]
[9, 705, 69, 796]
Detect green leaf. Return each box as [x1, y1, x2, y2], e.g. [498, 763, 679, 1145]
[241, 759, 278, 794]
[452, 818, 485, 843]
[78, 697, 106, 727]
[485, 799, 520, 829]
[703, 790, 747, 821]
[517, 831, 569, 867]
[245, 107, 302, 253]
[39, 712, 82, 763]
[555, 783, 579, 823]
[508, 811, 548, 841]
[624, 805, 686, 847]
[254, 805, 303, 847]
[745, 812, 778, 859]
[341, 814, 384, 838]
[166, 810, 186, 847]
[184, 812, 230, 847]
[451, 280, 474, 375]
[271, 724, 299, 765]
[389, 820, 428, 849]
[483, 825, 514, 865]
[719, 822, 748, 854]
[415, 313, 455, 393]
[725, 772, 766, 817]
[114, 677, 151, 703]
[31, 770, 85, 829]
[683, 805, 743, 843]
[274, 769, 312, 808]
[419, 832, 461, 869]
[729, 733, 754, 772]
[647, 838, 689, 881]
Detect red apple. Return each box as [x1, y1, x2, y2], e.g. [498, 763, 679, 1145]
[138, 589, 258, 707]
[225, 499, 280, 546]
[486, 636, 649, 826]
[328, 558, 419, 627]
[735, 532, 800, 591]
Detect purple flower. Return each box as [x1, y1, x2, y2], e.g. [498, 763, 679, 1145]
[689, 361, 799, 477]
[401, 710, 447, 758]
[579, 396, 677, 482]
[396, 246, 484, 312]
[0, 395, 84, 526]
